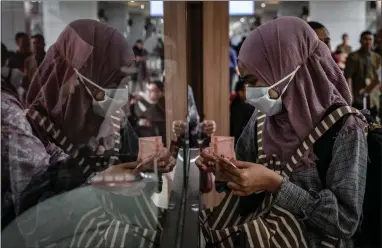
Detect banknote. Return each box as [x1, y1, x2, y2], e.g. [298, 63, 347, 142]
[210, 136, 235, 159]
[137, 136, 163, 161]
[209, 136, 236, 181]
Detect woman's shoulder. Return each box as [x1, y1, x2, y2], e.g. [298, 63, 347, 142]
[337, 113, 368, 139]
[1, 91, 24, 119]
[1, 91, 31, 133]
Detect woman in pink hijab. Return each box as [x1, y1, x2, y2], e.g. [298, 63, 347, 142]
[197, 17, 367, 247]
[2, 19, 175, 247]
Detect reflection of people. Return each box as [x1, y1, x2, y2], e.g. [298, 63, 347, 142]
[1, 43, 25, 100]
[2, 19, 174, 246]
[24, 34, 46, 89]
[132, 39, 149, 89]
[8, 32, 31, 72]
[230, 79, 255, 143]
[345, 31, 381, 116]
[131, 80, 166, 142]
[197, 17, 367, 247]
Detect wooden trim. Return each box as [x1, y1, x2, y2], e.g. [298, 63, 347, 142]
[203, 1, 230, 136]
[202, 2, 229, 209]
[163, 1, 188, 148]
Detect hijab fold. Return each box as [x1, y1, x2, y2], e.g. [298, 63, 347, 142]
[238, 17, 352, 161]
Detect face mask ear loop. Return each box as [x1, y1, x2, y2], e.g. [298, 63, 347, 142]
[76, 74, 94, 98]
[269, 65, 301, 97]
[73, 68, 105, 92]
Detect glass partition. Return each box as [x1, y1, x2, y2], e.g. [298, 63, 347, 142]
[1, 1, 188, 247]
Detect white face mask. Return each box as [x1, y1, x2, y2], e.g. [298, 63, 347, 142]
[74, 69, 129, 117]
[246, 65, 300, 116]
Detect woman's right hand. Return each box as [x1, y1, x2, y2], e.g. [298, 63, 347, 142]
[195, 148, 216, 173]
[172, 120, 186, 138]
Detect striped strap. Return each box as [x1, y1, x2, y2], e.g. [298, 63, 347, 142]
[25, 108, 123, 174]
[256, 112, 266, 162]
[282, 106, 363, 178]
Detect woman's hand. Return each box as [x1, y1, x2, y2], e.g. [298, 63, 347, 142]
[202, 120, 216, 136]
[134, 148, 176, 173]
[157, 148, 177, 173]
[172, 120, 186, 138]
[195, 148, 216, 173]
[221, 160, 283, 196]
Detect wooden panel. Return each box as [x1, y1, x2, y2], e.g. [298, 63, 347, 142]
[203, 1, 230, 136]
[202, 2, 229, 209]
[163, 1, 188, 148]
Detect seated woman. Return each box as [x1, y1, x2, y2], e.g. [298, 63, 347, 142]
[130, 80, 166, 141]
[196, 17, 367, 247]
[2, 19, 175, 247]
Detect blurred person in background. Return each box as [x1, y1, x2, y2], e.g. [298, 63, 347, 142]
[335, 33, 352, 70]
[144, 17, 155, 40]
[336, 33, 352, 54]
[24, 34, 46, 89]
[1, 43, 25, 101]
[132, 39, 148, 92]
[345, 31, 381, 118]
[133, 39, 148, 61]
[8, 32, 31, 72]
[230, 78, 255, 144]
[235, 36, 246, 55]
[308, 21, 340, 65]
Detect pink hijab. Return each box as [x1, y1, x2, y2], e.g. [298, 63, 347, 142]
[26, 19, 135, 146]
[238, 17, 352, 161]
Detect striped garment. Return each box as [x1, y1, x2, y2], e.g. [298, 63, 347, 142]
[200, 107, 367, 248]
[2, 91, 163, 248]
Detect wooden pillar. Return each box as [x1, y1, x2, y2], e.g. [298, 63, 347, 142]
[202, 2, 229, 208]
[203, 1, 230, 136]
[163, 2, 188, 148]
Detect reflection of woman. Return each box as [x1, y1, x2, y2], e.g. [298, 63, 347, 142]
[2, 19, 174, 247]
[197, 17, 367, 246]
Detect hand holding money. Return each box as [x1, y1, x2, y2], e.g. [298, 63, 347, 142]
[196, 136, 237, 180]
[135, 137, 175, 173]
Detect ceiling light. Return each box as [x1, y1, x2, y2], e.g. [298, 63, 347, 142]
[261, 3, 266, 8]
[140, 4, 144, 9]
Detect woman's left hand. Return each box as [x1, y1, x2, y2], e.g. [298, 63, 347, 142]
[222, 160, 283, 196]
[202, 120, 216, 136]
[157, 148, 177, 173]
